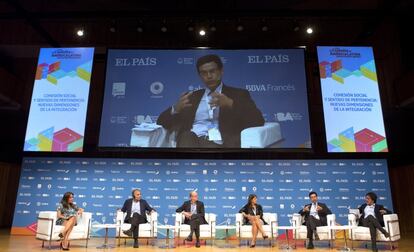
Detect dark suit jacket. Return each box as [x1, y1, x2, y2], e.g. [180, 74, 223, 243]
[358, 203, 391, 227]
[157, 84, 265, 147]
[298, 202, 332, 226]
[239, 203, 268, 225]
[121, 198, 154, 223]
[176, 200, 208, 225]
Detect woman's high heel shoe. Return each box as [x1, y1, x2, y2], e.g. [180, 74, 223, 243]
[61, 241, 70, 251]
[250, 244, 256, 248]
[263, 235, 269, 240]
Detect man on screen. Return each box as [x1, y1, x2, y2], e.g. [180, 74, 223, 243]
[157, 54, 264, 148]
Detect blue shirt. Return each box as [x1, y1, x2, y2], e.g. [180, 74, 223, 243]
[131, 200, 141, 217]
[191, 83, 223, 141]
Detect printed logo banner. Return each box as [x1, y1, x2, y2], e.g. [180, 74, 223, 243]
[23, 48, 95, 152]
[12, 158, 392, 236]
[317, 46, 388, 152]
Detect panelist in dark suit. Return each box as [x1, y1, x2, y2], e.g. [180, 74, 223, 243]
[357, 192, 391, 252]
[298, 191, 332, 249]
[121, 189, 155, 248]
[239, 194, 269, 248]
[176, 191, 207, 248]
[157, 54, 264, 148]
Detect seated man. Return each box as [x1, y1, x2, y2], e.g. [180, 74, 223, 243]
[157, 54, 264, 148]
[121, 189, 155, 248]
[357, 192, 391, 252]
[298, 191, 332, 249]
[176, 191, 207, 248]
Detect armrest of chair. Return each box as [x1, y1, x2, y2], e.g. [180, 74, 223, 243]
[235, 213, 243, 237]
[37, 211, 57, 237]
[130, 124, 171, 147]
[241, 122, 282, 148]
[327, 214, 336, 226]
[116, 210, 125, 225]
[149, 212, 158, 237]
[348, 213, 358, 226]
[207, 213, 217, 236]
[77, 212, 92, 225]
[384, 214, 400, 237]
[291, 213, 302, 227]
[270, 220, 278, 238]
[175, 213, 182, 233]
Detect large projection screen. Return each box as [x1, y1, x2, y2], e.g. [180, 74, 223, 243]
[317, 46, 388, 153]
[99, 49, 311, 149]
[23, 47, 95, 152]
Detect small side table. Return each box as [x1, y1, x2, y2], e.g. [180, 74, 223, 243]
[275, 226, 299, 250]
[157, 225, 176, 249]
[215, 225, 237, 248]
[92, 223, 121, 249]
[328, 225, 355, 251]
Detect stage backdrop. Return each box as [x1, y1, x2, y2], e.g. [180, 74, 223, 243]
[23, 48, 95, 152]
[12, 158, 392, 237]
[99, 49, 311, 149]
[317, 46, 387, 153]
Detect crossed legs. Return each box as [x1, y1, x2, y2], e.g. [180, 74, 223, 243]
[61, 216, 77, 248]
[249, 216, 267, 246]
[362, 215, 390, 251]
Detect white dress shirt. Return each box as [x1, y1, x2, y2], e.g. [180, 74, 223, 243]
[190, 202, 197, 215]
[364, 204, 376, 218]
[310, 202, 320, 220]
[131, 200, 141, 217]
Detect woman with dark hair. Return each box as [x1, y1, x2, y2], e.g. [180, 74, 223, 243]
[358, 192, 391, 252]
[239, 194, 268, 247]
[56, 192, 84, 250]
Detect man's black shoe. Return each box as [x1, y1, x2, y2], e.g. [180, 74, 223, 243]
[133, 239, 139, 248]
[185, 235, 193, 242]
[123, 229, 132, 237]
[195, 241, 201, 248]
[307, 240, 314, 249]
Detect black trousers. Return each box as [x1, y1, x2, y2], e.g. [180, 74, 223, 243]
[306, 216, 323, 239]
[127, 213, 147, 239]
[177, 131, 222, 148]
[361, 215, 387, 248]
[188, 216, 201, 241]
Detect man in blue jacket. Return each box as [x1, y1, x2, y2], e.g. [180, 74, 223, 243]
[121, 189, 155, 248]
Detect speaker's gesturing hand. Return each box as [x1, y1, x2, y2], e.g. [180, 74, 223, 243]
[209, 92, 233, 109]
[174, 92, 193, 113]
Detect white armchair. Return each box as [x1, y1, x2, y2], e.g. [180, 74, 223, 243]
[292, 213, 336, 246]
[241, 122, 282, 148]
[175, 212, 216, 245]
[130, 122, 282, 148]
[235, 212, 278, 246]
[348, 209, 400, 250]
[115, 210, 158, 246]
[35, 211, 92, 249]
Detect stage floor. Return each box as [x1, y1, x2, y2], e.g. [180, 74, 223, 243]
[1, 230, 413, 252]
